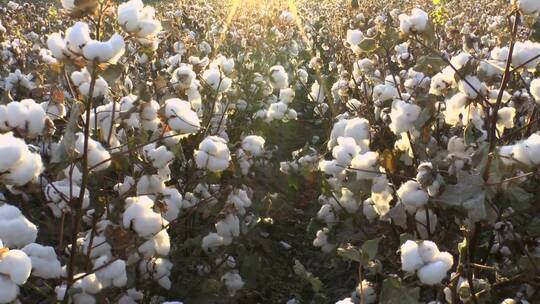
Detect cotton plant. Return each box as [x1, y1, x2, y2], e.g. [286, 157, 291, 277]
[0, 241, 32, 304]
[400, 240, 453, 285]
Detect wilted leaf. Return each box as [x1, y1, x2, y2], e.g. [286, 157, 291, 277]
[293, 259, 323, 293]
[380, 277, 420, 304]
[382, 149, 397, 173]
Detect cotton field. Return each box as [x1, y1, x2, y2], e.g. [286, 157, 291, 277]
[0, 0, 540, 303]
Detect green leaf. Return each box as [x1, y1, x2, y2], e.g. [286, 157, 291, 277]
[526, 218, 540, 237]
[437, 171, 487, 221]
[504, 186, 533, 211]
[380, 277, 420, 304]
[358, 38, 377, 52]
[293, 260, 323, 293]
[337, 244, 363, 263]
[362, 238, 380, 260]
[414, 55, 446, 74]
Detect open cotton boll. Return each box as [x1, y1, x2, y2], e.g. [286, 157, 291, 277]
[123, 196, 167, 237]
[496, 107, 515, 135]
[355, 280, 377, 304]
[432, 251, 454, 271]
[65, 22, 91, 54]
[6, 99, 47, 137]
[339, 188, 360, 213]
[332, 137, 360, 167]
[444, 93, 468, 126]
[139, 258, 173, 289]
[241, 135, 265, 157]
[373, 84, 399, 103]
[82, 34, 125, 64]
[400, 240, 424, 272]
[457, 76, 486, 99]
[309, 81, 325, 103]
[47, 33, 68, 60]
[417, 240, 441, 264]
[399, 8, 429, 34]
[389, 99, 421, 134]
[530, 79, 540, 103]
[346, 29, 363, 53]
[0, 249, 32, 284]
[0, 274, 19, 304]
[138, 229, 170, 257]
[313, 229, 335, 253]
[203, 69, 232, 92]
[328, 117, 370, 150]
[164, 98, 200, 134]
[194, 136, 231, 172]
[73, 273, 102, 295]
[136, 174, 165, 195]
[221, 271, 245, 296]
[159, 188, 183, 222]
[74, 133, 111, 171]
[94, 256, 127, 288]
[519, 0, 540, 14]
[215, 214, 240, 245]
[202, 232, 224, 253]
[227, 189, 252, 215]
[143, 143, 174, 169]
[269, 65, 289, 89]
[417, 261, 449, 285]
[397, 181, 429, 213]
[21, 243, 61, 279]
[171, 65, 196, 89]
[350, 151, 379, 180]
[0, 204, 37, 248]
[118, 0, 161, 38]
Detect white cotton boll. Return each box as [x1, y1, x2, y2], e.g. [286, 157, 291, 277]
[115, 176, 135, 196]
[355, 280, 377, 304]
[0, 276, 18, 304]
[522, 133, 540, 165]
[71, 68, 91, 87]
[82, 235, 111, 260]
[373, 84, 399, 102]
[332, 137, 360, 167]
[139, 229, 170, 257]
[21, 243, 61, 279]
[417, 240, 440, 264]
[164, 98, 200, 134]
[389, 99, 421, 134]
[79, 76, 109, 97]
[313, 229, 334, 253]
[118, 0, 161, 38]
[319, 160, 344, 176]
[267, 102, 288, 121]
[400, 240, 424, 272]
[123, 196, 167, 237]
[241, 135, 265, 157]
[397, 181, 429, 213]
[159, 188, 182, 222]
[279, 88, 295, 104]
[82, 34, 125, 64]
[94, 257, 127, 288]
[136, 174, 165, 195]
[317, 204, 336, 224]
[519, 0, 540, 14]
[215, 214, 240, 245]
[0, 249, 32, 284]
[137, 20, 162, 38]
[351, 152, 379, 180]
[171, 65, 196, 89]
[269, 65, 289, 89]
[65, 22, 91, 54]
[415, 209, 437, 240]
[458, 76, 485, 100]
[3, 150, 43, 186]
[202, 232, 224, 253]
[221, 271, 245, 296]
[417, 261, 449, 285]
[227, 189, 252, 215]
[399, 8, 429, 34]
[74, 273, 102, 294]
[346, 29, 363, 50]
[203, 69, 231, 92]
[497, 107, 515, 134]
[530, 79, 540, 103]
[309, 82, 325, 103]
[47, 33, 68, 60]
[362, 199, 379, 221]
[139, 258, 172, 289]
[74, 133, 111, 171]
[143, 144, 174, 169]
[433, 251, 454, 271]
[194, 136, 231, 172]
[0, 204, 37, 248]
[339, 188, 359, 213]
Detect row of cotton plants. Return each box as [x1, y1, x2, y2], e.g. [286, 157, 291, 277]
[1, 0, 540, 302]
